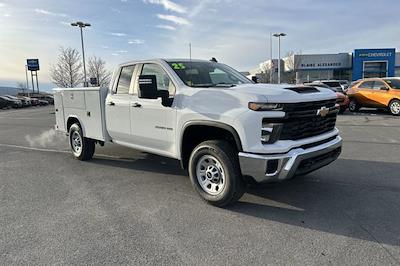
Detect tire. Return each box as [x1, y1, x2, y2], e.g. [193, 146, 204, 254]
[69, 123, 95, 161]
[348, 99, 360, 112]
[188, 140, 245, 207]
[388, 99, 400, 116]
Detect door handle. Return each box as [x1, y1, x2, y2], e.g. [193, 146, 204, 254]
[107, 101, 115, 106]
[132, 102, 142, 108]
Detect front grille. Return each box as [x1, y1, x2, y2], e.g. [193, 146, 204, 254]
[264, 99, 338, 141]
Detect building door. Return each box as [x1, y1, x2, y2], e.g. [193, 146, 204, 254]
[363, 61, 388, 78]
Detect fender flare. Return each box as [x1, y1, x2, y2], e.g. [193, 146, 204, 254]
[66, 115, 86, 137]
[180, 120, 243, 157]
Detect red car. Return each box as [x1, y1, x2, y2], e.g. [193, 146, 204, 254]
[305, 82, 349, 113]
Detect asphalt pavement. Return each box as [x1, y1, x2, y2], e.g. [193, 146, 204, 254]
[0, 106, 399, 265]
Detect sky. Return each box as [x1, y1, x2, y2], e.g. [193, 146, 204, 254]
[1, 0, 400, 91]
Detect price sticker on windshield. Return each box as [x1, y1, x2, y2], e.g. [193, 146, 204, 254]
[172, 63, 186, 70]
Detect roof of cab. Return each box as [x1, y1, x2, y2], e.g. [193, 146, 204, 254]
[117, 58, 214, 67]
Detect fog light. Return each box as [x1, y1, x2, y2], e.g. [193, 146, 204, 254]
[261, 122, 276, 143]
[261, 127, 273, 143]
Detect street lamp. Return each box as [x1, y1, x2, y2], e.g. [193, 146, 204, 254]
[71, 21, 91, 87]
[273, 32, 287, 84]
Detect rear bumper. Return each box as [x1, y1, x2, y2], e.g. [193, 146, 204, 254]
[239, 135, 342, 183]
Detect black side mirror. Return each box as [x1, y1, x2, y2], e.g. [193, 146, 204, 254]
[138, 75, 158, 99]
[381, 86, 389, 91]
[251, 76, 258, 83]
[138, 75, 170, 100]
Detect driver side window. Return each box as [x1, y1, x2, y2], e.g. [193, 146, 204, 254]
[141, 64, 176, 95]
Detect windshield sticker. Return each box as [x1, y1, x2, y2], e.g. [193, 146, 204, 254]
[172, 63, 186, 70]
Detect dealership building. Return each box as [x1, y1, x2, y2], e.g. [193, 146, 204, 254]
[250, 48, 400, 83]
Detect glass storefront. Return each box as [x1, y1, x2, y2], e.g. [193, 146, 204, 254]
[363, 61, 388, 78]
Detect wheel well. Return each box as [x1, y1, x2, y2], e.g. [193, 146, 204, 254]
[66, 117, 81, 132]
[180, 124, 242, 170]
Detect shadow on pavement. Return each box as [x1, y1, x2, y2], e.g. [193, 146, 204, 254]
[89, 153, 187, 176]
[228, 158, 400, 247]
[86, 154, 400, 246]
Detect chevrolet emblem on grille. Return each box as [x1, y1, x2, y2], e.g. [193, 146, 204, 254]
[317, 106, 330, 117]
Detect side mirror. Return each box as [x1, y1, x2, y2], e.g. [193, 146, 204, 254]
[251, 76, 258, 83]
[138, 75, 158, 99]
[381, 86, 389, 91]
[138, 75, 170, 100]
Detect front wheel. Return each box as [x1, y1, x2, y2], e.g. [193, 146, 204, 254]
[69, 123, 95, 161]
[348, 99, 360, 112]
[188, 140, 245, 207]
[389, 99, 400, 116]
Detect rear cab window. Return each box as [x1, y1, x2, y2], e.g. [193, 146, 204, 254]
[115, 65, 136, 94]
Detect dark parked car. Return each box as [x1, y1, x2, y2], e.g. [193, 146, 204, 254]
[2, 95, 22, 108]
[0, 96, 12, 109]
[38, 100, 49, 106]
[30, 97, 40, 106]
[17, 96, 31, 107]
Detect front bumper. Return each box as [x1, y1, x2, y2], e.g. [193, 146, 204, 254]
[239, 135, 342, 183]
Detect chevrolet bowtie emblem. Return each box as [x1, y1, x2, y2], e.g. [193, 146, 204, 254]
[317, 106, 330, 117]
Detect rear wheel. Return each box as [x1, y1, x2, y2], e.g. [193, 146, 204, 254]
[188, 140, 245, 207]
[348, 99, 360, 112]
[389, 99, 400, 116]
[69, 123, 95, 161]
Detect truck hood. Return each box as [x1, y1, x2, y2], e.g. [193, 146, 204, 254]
[226, 83, 337, 103]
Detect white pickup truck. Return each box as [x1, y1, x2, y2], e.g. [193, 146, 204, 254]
[54, 59, 342, 206]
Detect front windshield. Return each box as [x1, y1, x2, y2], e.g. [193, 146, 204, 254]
[385, 79, 400, 89]
[167, 61, 251, 88]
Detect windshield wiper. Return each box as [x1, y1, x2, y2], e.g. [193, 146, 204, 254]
[214, 83, 237, 87]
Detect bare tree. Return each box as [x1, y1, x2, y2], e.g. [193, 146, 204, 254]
[50, 47, 84, 87]
[16, 82, 27, 94]
[284, 51, 302, 84]
[88, 56, 112, 87]
[16, 82, 26, 89]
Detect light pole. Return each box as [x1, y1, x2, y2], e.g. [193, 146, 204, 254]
[71, 21, 91, 87]
[273, 33, 286, 84]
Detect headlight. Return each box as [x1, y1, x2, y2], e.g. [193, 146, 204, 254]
[248, 102, 283, 111]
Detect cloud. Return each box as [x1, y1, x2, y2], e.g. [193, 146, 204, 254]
[60, 21, 70, 26]
[110, 32, 127, 37]
[111, 53, 119, 56]
[117, 50, 128, 53]
[34, 8, 67, 17]
[156, 24, 176, 31]
[143, 0, 186, 14]
[128, 39, 145, 44]
[101, 45, 109, 49]
[121, 0, 128, 2]
[111, 7, 121, 13]
[157, 14, 189, 25]
[0, 3, 4, 8]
